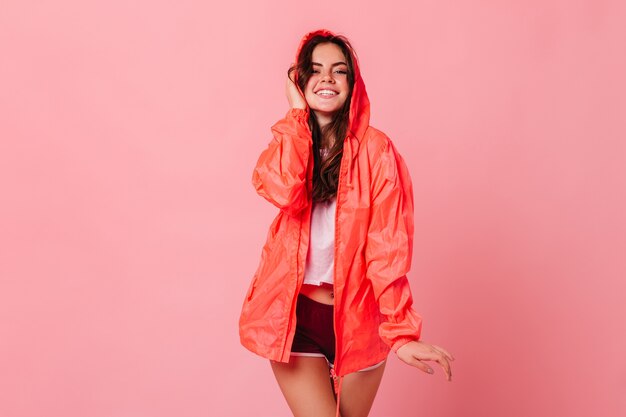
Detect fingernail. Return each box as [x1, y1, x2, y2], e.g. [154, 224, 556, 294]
[428, 368, 434, 374]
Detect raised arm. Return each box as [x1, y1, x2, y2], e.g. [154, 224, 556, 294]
[251, 108, 312, 216]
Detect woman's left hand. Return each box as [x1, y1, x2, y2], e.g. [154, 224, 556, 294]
[396, 340, 455, 381]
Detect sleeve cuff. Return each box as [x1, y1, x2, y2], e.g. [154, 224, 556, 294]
[391, 336, 420, 353]
[286, 107, 309, 121]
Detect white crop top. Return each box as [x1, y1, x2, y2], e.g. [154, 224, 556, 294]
[303, 195, 336, 286]
[303, 148, 336, 286]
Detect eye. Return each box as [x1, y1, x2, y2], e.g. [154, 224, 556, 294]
[335, 70, 347, 74]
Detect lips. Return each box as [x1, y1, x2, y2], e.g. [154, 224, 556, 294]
[315, 89, 339, 97]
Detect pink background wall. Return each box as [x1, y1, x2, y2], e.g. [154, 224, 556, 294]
[1, 1, 624, 416]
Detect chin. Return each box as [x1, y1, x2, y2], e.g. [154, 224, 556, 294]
[313, 102, 345, 113]
[314, 105, 341, 113]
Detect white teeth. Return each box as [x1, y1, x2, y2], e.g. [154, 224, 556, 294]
[317, 90, 337, 96]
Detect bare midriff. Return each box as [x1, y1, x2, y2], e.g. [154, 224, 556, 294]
[299, 282, 334, 305]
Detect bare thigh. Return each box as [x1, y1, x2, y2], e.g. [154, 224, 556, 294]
[338, 360, 387, 417]
[270, 356, 337, 417]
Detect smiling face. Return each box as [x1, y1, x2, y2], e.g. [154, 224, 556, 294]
[304, 42, 350, 126]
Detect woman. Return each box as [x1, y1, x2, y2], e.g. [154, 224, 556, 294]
[239, 29, 454, 417]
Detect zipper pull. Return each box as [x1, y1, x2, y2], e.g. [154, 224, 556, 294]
[329, 367, 340, 394]
[329, 367, 343, 417]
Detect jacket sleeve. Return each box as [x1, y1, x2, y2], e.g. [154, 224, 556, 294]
[251, 108, 312, 216]
[365, 139, 423, 353]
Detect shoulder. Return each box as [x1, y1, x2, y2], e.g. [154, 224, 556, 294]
[361, 125, 407, 163]
[361, 126, 413, 185]
[362, 125, 393, 156]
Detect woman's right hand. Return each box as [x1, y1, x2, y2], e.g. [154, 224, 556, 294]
[286, 64, 308, 110]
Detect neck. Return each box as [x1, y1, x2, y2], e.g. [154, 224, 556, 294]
[313, 110, 333, 130]
[313, 111, 336, 148]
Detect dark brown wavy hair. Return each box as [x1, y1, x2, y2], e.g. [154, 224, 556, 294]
[288, 34, 357, 203]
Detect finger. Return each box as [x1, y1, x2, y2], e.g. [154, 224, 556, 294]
[435, 356, 452, 381]
[414, 348, 441, 361]
[287, 63, 297, 83]
[404, 355, 434, 375]
[431, 344, 455, 361]
[423, 348, 452, 380]
[431, 345, 454, 361]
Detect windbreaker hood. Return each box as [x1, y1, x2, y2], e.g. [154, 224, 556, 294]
[293, 29, 371, 143]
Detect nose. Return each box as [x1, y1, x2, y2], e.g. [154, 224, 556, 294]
[320, 72, 335, 83]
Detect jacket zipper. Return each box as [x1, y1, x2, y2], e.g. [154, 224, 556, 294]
[333, 174, 342, 376]
[329, 136, 352, 417]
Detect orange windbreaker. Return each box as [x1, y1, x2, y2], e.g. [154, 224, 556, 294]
[239, 29, 423, 415]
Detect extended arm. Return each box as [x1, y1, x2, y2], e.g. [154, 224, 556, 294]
[365, 139, 423, 353]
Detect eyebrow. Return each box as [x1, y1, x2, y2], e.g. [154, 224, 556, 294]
[312, 61, 348, 67]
